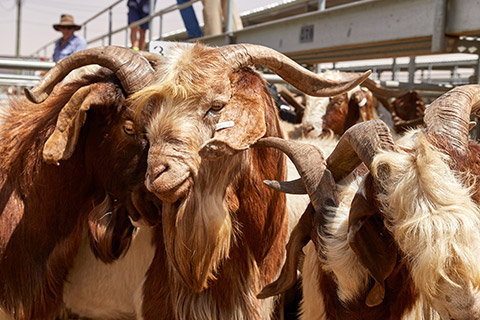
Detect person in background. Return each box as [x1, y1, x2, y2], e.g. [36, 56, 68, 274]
[128, 0, 156, 51]
[177, 0, 203, 38]
[52, 14, 87, 63]
[201, 0, 243, 36]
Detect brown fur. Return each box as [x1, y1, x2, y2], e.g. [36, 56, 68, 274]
[313, 174, 419, 320]
[432, 138, 480, 203]
[318, 260, 418, 320]
[0, 70, 155, 319]
[390, 91, 425, 133]
[321, 90, 375, 138]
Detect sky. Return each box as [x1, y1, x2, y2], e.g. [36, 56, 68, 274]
[0, 0, 276, 59]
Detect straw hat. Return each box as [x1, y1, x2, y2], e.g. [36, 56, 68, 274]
[53, 14, 81, 31]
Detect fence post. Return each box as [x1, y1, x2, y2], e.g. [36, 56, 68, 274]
[149, 0, 155, 42]
[318, 0, 326, 10]
[108, 7, 113, 45]
[408, 57, 415, 84]
[225, 0, 233, 33]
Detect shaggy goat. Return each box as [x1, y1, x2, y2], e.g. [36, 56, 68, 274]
[0, 47, 160, 319]
[257, 85, 480, 319]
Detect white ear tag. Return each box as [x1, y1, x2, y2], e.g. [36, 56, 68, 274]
[358, 97, 368, 107]
[216, 121, 235, 131]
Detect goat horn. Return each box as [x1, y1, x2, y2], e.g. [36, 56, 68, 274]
[257, 203, 314, 299]
[253, 137, 335, 211]
[220, 44, 371, 97]
[263, 178, 307, 194]
[424, 84, 480, 153]
[25, 46, 156, 103]
[360, 78, 409, 98]
[335, 71, 409, 98]
[326, 119, 396, 182]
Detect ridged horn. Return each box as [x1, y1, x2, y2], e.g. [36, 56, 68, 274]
[252, 137, 326, 210]
[253, 137, 333, 211]
[326, 119, 396, 182]
[25, 46, 156, 103]
[424, 84, 480, 153]
[219, 44, 371, 97]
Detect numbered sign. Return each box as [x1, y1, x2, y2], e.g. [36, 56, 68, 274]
[149, 40, 193, 56]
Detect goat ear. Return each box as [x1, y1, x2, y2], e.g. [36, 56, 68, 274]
[200, 72, 270, 159]
[200, 100, 267, 160]
[43, 83, 103, 165]
[348, 186, 397, 307]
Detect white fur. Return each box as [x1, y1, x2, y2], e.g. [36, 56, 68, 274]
[299, 178, 370, 319]
[63, 227, 155, 319]
[372, 129, 480, 317]
[300, 242, 327, 320]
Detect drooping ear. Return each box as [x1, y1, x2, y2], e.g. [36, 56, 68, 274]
[199, 71, 268, 159]
[87, 193, 134, 263]
[348, 182, 397, 307]
[43, 82, 113, 165]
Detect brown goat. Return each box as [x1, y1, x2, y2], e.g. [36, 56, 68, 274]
[257, 85, 480, 319]
[318, 88, 375, 137]
[362, 79, 425, 133]
[0, 47, 159, 319]
[302, 72, 376, 139]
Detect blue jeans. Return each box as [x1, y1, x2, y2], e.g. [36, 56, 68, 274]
[177, 0, 203, 38]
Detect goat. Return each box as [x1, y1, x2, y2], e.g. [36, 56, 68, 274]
[125, 43, 369, 319]
[257, 85, 480, 319]
[360, 78, 425, 133]
[301, 70, 376, 139]
[0, 47, 160, 319]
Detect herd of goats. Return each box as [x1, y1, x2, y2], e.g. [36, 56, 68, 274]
[0, 43, 480, 320]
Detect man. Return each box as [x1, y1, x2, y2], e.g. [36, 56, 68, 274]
[52, 14, 87, 63]
[128, 0, 156, 51]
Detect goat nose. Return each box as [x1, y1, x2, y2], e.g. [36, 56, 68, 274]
[147, 163, 168, 183]
[303, 124, 315, 134]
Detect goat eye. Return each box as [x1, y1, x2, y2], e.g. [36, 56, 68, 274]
[123, 121, 136, 136]
[210, 103, 225, 112]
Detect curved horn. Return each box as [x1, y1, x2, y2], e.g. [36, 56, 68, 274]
[219, 44, 371, 97]
[25, 46, 156, 103]
[263, 178, 307, 194]
[424, 84, 480, 153]
[335, 71, 409, 98]
[139, 51, 165, 71]
[360, 78, 409, 98]
[326, 119, 396, 182]
[253, 137, 336, 211]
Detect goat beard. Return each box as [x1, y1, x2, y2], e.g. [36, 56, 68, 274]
[161, 160, 240, 292]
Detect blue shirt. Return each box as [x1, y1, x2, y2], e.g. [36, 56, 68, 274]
[53, 35, 87, 62]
